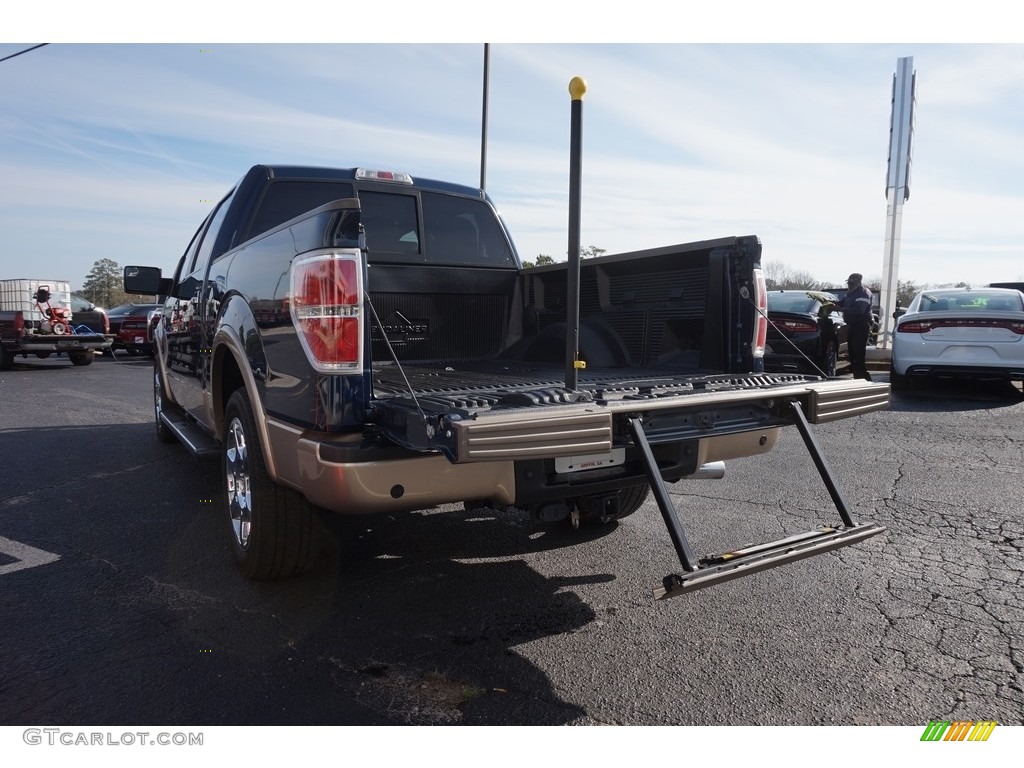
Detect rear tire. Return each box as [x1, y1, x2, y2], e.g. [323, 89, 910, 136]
[223, 388, 321, 580]
[0, 344, 13, 370]
[823, 341, 837, 378]
[69, 352, 94, 366]
[889, 363, 907, 391]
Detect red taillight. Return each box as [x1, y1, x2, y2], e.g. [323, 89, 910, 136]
[775, 319, 818, 334]
[290, 252, 363, 372]
[898, 318, 1024, 334]
[103, 312, 110, 334]
[752, 269, 767, 357]
[14, 311, 24, 333]
[896, 321, 931, 333]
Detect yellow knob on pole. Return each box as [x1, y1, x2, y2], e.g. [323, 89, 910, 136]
[569, 76, 588, 101]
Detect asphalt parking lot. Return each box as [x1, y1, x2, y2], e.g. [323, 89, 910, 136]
[1, 353, 1022, 726]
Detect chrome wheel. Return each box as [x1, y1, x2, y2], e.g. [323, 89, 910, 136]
[225, 416, 253, 549]
[154, 371, 163, 420]
[154, 369, 176, 443]
[222, 388, 321, 580]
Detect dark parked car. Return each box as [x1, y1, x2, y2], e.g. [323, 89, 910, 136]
[764, 290, 847, 377]
[107, 303, 162, 356]
[69, 295, 110, 336]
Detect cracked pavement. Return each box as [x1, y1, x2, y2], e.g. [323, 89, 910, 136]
[1, 356, 1022, 725]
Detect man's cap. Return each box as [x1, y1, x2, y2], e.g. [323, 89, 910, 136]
[847, 273, 862, 283]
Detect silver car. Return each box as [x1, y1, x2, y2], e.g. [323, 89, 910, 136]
[890, 287, 1024, 390]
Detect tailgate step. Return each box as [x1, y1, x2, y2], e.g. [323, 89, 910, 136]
[654, 523, 886, 599]
[627, 399, 886, 600]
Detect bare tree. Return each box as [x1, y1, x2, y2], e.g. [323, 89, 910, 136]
[762, 260, 825, 290]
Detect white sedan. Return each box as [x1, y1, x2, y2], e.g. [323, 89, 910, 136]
[890, 287, 1024, 390]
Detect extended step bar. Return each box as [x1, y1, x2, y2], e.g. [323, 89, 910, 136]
[628, 400, 885, 600]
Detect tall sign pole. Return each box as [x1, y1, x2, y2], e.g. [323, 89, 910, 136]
[564, 76, 587, 391]
[879, 56, 916, 350]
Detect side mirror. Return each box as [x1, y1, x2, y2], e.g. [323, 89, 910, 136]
[124, 266, 172, 297]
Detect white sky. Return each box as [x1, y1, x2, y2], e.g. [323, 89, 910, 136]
[3, 3, 1024, 295]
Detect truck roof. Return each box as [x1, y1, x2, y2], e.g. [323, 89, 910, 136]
[257, 165, 486, 200]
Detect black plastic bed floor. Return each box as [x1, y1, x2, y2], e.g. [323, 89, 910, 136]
[372, 360, 815, 412]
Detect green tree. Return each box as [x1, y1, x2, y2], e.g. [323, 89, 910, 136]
[80, 258, 131, 308]
[522, 253, 555, 269]
[580, 245, 606, 259]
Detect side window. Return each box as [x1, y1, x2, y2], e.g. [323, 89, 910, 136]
[175, 220, 206, 289]
[248, 181, 356, 240]
[192, 189, 236, 274]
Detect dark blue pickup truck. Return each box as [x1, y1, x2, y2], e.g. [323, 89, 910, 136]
[124, 164, 890, 598]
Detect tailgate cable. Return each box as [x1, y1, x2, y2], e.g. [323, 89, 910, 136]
[365, 296, 431, 436]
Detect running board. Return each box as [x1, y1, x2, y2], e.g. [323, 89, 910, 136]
[160, 409, 221, 459]
[627, 399, 886, 600]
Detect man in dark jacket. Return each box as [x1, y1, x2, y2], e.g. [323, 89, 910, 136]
[841, 273, 873, 381]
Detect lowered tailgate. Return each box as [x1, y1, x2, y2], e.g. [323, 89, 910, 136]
[372, 365, 890, 463]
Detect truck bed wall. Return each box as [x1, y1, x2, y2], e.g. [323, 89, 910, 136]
[514, 247, 726, 372]
[367, 241, 735, 377]
[367, 264, 519, 364]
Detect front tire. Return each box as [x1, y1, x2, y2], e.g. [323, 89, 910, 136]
[223, 388, 321, 580]
[154, 367, 176, 443]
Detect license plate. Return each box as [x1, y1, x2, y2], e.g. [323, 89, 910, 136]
[555, 448, 625, 474]
[135, 336, 145, 344]
[56, 340, 81, 349]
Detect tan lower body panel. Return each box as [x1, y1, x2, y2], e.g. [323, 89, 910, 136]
[266, 418, 516, 514]
[266, 419, 781, 515]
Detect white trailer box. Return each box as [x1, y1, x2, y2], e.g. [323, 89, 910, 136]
[0, 279, 73, 325]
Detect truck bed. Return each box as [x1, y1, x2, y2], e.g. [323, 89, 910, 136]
[373, 359, 818, 410]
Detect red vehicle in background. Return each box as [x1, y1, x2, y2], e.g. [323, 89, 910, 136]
[108, 303, 162, 356]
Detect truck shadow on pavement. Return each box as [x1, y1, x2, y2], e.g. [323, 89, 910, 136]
[2, 421, 602, 726]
